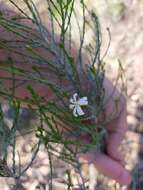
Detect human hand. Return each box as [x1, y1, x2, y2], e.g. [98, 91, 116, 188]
[78, 78, 132, 186]
[0, 2, 131, 186]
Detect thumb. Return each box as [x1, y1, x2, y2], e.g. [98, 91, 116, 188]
[78, 151, 132, 186]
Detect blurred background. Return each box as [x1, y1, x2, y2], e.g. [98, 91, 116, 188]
[0, 0, 143, 189]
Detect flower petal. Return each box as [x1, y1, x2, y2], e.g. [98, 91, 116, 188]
[76, 105, 85, 116]
[78, 97, 88, 106]
[73, 93, 78, 102]
[73, 107, 78, 117]
[69, 98, 74, 103]
[69, 104, 75, 109]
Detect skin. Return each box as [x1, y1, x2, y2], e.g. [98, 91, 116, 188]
[79, 79, 132, 186]
[0, 67, 132, 186]
[1, 56, 132, 186]
[0, 4, 132, 186]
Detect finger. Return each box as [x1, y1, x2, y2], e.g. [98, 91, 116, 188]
[106, 132, 125, 163]
[79, 151, 132, 186]
[106, 98, 127, 161]
[103, 77, 127, 132]
[104, 77, 127, 161]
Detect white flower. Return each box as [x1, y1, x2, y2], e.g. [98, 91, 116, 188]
[69, 93, 88, 117]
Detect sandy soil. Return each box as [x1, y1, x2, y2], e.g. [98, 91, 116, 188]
[0, 0, 143, 189]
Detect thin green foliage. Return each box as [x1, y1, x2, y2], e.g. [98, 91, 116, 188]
[0, 0, 125, 188]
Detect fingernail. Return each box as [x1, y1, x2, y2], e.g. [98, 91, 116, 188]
[121, 186, 127, 190]
[120, 171, 132, 186]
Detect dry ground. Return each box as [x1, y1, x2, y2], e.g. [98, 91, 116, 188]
[0, 0, 143, 189]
